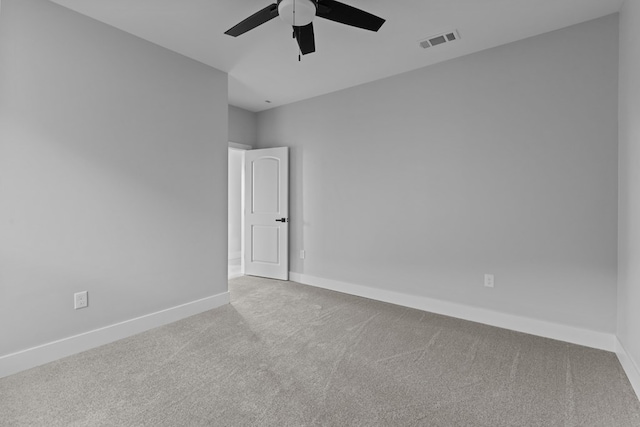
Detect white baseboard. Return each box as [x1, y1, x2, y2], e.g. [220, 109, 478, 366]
[0, 291, 230, 379]
[289, 272, 616, 352]
[616, 338, 640, 400]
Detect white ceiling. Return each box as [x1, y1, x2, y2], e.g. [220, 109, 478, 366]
[50, 0, 623, 112]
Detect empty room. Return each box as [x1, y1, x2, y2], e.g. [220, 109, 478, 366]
[1, 0, 640, 425]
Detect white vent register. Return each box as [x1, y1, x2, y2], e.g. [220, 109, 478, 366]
[419, 30, 460, 49]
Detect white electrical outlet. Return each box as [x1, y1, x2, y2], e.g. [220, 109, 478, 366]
[300, 250, 305, 259]
[74, 291, 88, 309]
[484, 274, 494, 288]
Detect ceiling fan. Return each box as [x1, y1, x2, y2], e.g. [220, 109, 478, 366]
[224, 0, 385, 56]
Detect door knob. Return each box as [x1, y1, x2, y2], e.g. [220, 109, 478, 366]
[275, 218, 288, 222]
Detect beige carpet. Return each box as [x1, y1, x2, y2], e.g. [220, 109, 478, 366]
[1, 275, 639, 426]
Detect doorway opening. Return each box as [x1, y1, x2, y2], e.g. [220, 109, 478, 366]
[228, 143, 250, 279]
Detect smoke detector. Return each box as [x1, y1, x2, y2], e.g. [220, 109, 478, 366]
[419, 30, 460, 49]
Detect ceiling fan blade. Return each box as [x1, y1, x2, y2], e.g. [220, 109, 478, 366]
[317, 0, 385, 32]
[224, 3, 279, 37]
[294, 23, 316, 55]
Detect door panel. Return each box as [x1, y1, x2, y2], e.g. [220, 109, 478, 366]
[252, 157, 280, 213]
[244, 147, 288, 280]
[251, 225, 280, 264]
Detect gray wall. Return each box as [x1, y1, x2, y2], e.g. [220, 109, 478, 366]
[618, 0, 640, 378]
[229, 105, 257, 147]
[257, 15, 619, 333]
[0, 0, 228, 356]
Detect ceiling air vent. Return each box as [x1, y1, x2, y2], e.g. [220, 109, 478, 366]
[419, 30, 460, 49]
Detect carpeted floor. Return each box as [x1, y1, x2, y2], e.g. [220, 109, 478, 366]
[1, 276, 639, 426]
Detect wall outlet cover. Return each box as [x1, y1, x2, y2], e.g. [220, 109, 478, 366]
[74, 291, 88, 309]
[484, 274, 494, 288]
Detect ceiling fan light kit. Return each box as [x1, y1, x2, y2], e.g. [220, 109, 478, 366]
[224, 0, 385, 56]
[278, 0, 316, 27]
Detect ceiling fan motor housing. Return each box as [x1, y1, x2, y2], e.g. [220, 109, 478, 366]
[278, 0, 317, 27]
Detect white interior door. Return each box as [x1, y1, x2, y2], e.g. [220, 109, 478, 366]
[244, 147, 288, 280]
